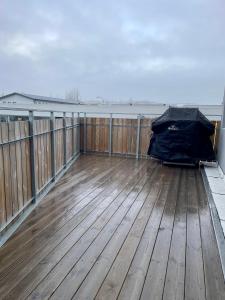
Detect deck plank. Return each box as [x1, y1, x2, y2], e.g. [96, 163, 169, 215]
[72, 165, 162, 300]
[140, 168, 181, 300]
[0, 155, 224, 300]
[0, 156, 123, 260]
[162, 169, 187, 300]
[117, 167, 173, 300]
[185, 169, 206, 300]
[0, 159, 140, 295]
[27, 164, 153, 300]
[92, 167, 163, 300]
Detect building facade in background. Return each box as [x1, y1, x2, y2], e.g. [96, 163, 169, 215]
[0, 92, 77, 105]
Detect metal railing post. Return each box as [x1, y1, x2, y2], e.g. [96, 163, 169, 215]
[72, 112, 75, 157]
[136, 114, 141, 159]
[63, 112, 67, 167]
[28, 111, 36, 203]
[50, 112, 56, 181]
[77, 112, 80, 154]
[83, 112, 87, 153]
[109, 113, 112, 156]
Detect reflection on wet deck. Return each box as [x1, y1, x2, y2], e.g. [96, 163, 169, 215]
[0, 155, 224, 300]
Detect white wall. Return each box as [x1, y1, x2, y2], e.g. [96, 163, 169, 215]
[0, 94, 34, 105]
[0, 102, 223, 120]
[218, 93, 225, 173]
[218, 129, 225, 173]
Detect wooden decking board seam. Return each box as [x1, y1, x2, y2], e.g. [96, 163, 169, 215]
[161, 169, 183, 300]
[53, 156, 99, 186]
[36, 157, 125, 212]
[143, 169, 181, 300]
[13, 157, 126, 239]
[86, 166, 164, 300]
[0, 156, 224, 300]
[0, 158, 130, 264]
[140, 167, 181, 300]
[0, 166, 119, 272]
[117, 176, 171, 299]
[23, 171, 151, 300]
[32, 155, 116, 208]
[1, 160, 148, 298]
[0, 159, 134, 278]
[0, 158, 142, 284]
[71, 165, 162, 299]
[185, 169, 206, 300]
[41, 156, 122, 208]
[162, 168, 187, 300]
[46, 165, 156, 299]
[138, 169, 175, 300]
[48, 165, 157, 300]
[2, 156, 106, 238]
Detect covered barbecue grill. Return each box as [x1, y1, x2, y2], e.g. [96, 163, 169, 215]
[148, 107, 215, 164]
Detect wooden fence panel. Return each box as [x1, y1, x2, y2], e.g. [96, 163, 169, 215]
[55, 118, 64, 172]
[0, 121, 32, 227]
[8, 122, 18, 215]
[80, 118, 84, 152]
[85, 118, 109, 153]
[14, 122, 24, 210]
[19, 121, 31, 205]
[66, 118, 73, 161]
[34, 119, 51, 192]
[19, 122, 28, 204]
[112, 118, 137, 155]
[1, 123, 13, 222]
[112, 118, 120, 154]
[140, 118, 153, 157]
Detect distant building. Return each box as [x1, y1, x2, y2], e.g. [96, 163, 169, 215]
[0, 92, 77, 105]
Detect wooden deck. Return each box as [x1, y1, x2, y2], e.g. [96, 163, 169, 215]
[0, 155, 224, 300]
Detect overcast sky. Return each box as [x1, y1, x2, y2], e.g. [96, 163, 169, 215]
[0, 1, 225, 104]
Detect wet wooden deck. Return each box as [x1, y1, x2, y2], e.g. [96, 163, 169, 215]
[0, 155, 224, 300]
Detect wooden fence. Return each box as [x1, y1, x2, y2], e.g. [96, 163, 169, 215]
[80, 117, 221, 157]
[0, 116, 79, 232]
[80, 117, 153, 157]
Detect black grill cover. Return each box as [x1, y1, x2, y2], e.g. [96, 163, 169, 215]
[148, 107, 215, 163]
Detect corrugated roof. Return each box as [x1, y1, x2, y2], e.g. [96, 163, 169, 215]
[0, 92, 77, 105]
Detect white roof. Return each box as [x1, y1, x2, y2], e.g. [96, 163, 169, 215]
[0, 92, 77, 105]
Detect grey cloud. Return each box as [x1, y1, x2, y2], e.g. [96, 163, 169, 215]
[0, 0, 225, 103]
